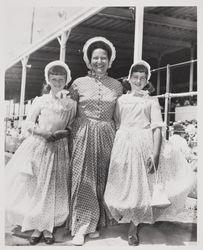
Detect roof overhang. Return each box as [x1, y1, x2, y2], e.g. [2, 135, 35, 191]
[5, 7, 104, 70]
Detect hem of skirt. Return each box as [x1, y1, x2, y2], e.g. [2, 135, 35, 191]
[7, 213, 68, 233]
[70, 220, 98, 236]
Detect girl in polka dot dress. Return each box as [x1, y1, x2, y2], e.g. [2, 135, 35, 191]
[5, 61, 76, 245]
[104, 60, 195, 246]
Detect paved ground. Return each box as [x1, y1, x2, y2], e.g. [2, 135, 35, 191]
[5, 222, 197, 247]
[5, 197, 197, 246]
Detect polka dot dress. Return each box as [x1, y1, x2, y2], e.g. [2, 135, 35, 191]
[6, 94, 77, 233]
[68, 74, 123, 236]
[104, 94, 196, 226]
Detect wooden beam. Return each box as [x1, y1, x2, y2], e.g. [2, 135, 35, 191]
[100, 7, 132, 20]
[99, 8, 196, 31]
[73, 26, 192, 49]
[145, 13, 197, 31]
[72, 26, 133, 42]
[143, 25, 196, 41]
[158, 47, 190, 57]
[144, 35, 191, 48]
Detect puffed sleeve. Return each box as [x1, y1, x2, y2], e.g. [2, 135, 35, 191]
[116, 80, 123, 97]
[150, 97, 164, 130]
[66, 100, 77, 130]
[69, 80, 79, 102]
[113, 98, 121, 130]
[21, 96, 41, 136]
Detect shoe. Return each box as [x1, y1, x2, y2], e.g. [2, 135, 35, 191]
[43, 234, 55, 245]
[42, 231, 55, 245]
[29, 233, 43, 245]
[128, 233, 139, 246]
[72, 234, 85, 246]
[88, 231, 100, 239]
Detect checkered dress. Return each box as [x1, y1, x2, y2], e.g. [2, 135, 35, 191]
[68, 74, 123, 236]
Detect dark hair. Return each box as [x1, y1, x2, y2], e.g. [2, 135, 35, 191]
[41, 83, 51, 94]
[130, 64, 148, 79]
[48, 65, 67, 79]
[122, 79, 131, 94]
[121, 79, 155, 94]
[143, 81, 155, 93]
[87, 41, 112, 61]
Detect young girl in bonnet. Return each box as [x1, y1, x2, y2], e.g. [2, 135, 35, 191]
[104, 60, 195, 246]
[6, 60, 76, 245]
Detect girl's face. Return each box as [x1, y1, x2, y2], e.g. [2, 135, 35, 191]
[48, 74, 66, 94]
[129, 72, 147, 91]
[90, 48, 109, 75]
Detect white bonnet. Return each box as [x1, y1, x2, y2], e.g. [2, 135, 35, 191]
[44, 60, 72, 85]
[83, 36, 116, 69]
[127, 60, 151, 81]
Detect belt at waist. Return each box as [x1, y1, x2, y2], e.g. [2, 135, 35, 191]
[76, 116, 113, 123]
[118, 125, 151, 132]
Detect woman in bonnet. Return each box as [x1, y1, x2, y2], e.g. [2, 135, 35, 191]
[68, 37, 123, 245]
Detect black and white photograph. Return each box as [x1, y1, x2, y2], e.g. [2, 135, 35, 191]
[2, 0, 200, 248]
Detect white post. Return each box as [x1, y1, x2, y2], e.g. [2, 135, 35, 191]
[9, 100, 14, 117]
[133, 5, 144, 62]
[19, 56, 29, 126]
[156, 56, 162, 95]
[189, 45, 194, 92]
[164, 64, 171, 139]
[26, 100, 32, 115]
[58, 30, 71, 62]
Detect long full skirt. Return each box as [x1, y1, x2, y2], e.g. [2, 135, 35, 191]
[69, 117, 115, 236]
[104, 128, 196, 225]
[6, 135, 70, 233]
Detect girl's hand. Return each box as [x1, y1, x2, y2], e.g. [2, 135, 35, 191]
[146, 154, 159, 174]
[41, 130, 56, 142]
[146, 157, 154, 174]
[53, 130, 69, 141]
[153, 153, 159, 170]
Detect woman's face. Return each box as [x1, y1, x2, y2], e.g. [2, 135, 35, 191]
[129, 72, 147, 91]
[90, 48, 109, 75]
[48, 74, 66, 94]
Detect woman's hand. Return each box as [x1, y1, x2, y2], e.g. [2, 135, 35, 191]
[53, 130, 69, 141]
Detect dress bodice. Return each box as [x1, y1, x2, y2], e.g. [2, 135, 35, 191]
[23, 93, 77, 134]
[69, 75, 123, 122]
[115, 93, 164, 130]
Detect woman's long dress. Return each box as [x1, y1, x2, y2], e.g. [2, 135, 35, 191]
[104, 93, 195, 225]
[6, 93, 76, 233]
[69, 74, 123, 235]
